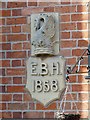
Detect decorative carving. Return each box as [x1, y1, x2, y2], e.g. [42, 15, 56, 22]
[31, 13, 59, 56]
[26, 13, 66, 106]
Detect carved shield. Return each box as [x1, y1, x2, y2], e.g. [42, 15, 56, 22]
[26, 56, 66, 106]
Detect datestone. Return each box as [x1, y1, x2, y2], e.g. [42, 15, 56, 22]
[26, 56, 66, 106]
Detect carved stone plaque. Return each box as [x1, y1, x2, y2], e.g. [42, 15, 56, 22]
[26, 56, 66, 106]
[31, 13, 59, 56]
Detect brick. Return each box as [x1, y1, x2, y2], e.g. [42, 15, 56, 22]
[2, 35, 6, 42]
[22, 24, 30, 33]
[61, 1, 71, 4]
[0, 35, 1, 43]
[54, 6, 60, 12]
[36, 102, 57, 110]
[12, 60, 21, 67]
[13, 94, 22, 101]
[22, 77, 26, 84]
[23, 93, 33, 101]
[78, 66, 87, 73]
[77, 22, 87, 30]
[21, 59, 26, 66]
[67, 58, 76, 65]
[2, 60, 10, 67]
[61, 40, 76, 48]
[61, 23, 76, 31]
[60, 49, 71, 57]
[8, 103, 28, 110]
[2, 77, 12, 84]
[7, 2, 27, 8]
[12, 26, 21, 33]
[1, 69, 5, 76]
[13, 112, 22, 118]
[7, 17, 27, 25]
[2, 94, 12, 101]
[1, 103, 6, 110]
[81, 56, 88, 65]
[61, 15, 70, 22]
[0, 86, 5, 92]
[78, 75, 87, 83]
[72, 31, 88, 38]
[2, 43, 11, 50]
[7, 34, 26, 41]
[72, 84, 88, 92]
[2, 2, 6, 8]
[61, 32, 70, 39]
[61, 102, 71, 110]
[0, 19, 2, 25]
[78, 40, 88, 47]
[77, 5, 87, 12]
[29, 103, 35, 110]
[73, 102, 88, 110]
[66, 93, 77, 100]
[2, 10, 11, 17]
[0, 52, 5, 59]
[44, 7, 54, 12]
[13, 77, 22, 84]
[6, 68, 26, 76]
[45, 112, 54, 118]
[68, 76, 76, 83]
[23, 112, 43, 118]
[71, 14, 88, 21]
[60, 6, 76, 13]
[38, 2, 56, 6]
[2, 26, 11, 33]
[2, 112, 12, 118]
[7, 86, 24, 93]
[7, 51, 26, 58]
[28, 2, 37, 6]
[0, 60, 1, 67]
[0, 18, 5, 25]
[23, 42, 30, 49]
[0, 112, 2, 118]
[28, 34, 31, 40]
[12, 43, 22, 50]
[12, 9, 21, 16]
[72, 49, 87, 56]
[71, 1, 84, 5]
[78, 93, 88, 101]
[22, 7, 44, 16]
[80, 111, 88, 119]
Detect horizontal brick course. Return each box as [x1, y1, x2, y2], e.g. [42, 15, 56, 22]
[7, 17, 27, 25]
[6, 51, 26, 58]
[6, 68, 26, 76]
[23, 112, 43, 118]
[7, 86, 24, 93]
[7, 2, 27, 8]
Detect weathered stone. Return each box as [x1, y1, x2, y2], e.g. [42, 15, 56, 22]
[26, 56, 66, 106]
[31, 13, 59, 56]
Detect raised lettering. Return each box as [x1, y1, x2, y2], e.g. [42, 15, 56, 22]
[43, 80, 50, 92]
[40, 63, 48, 75]
[31, 62, 37, 75]
[51, 62, 60, 75]
[51, 80, 58, 92]
[35, 80, 42, 92]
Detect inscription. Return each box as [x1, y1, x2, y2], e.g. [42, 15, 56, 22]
[31, 62, 62, 76]
[32, 80, 58, 92]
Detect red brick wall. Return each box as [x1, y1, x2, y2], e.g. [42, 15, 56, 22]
[1, 1, 90, 119]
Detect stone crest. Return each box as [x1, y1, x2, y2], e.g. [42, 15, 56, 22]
[26, 56, 66, 106]
[26, 13, 66, 106]
[31, 13, 59, 56]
